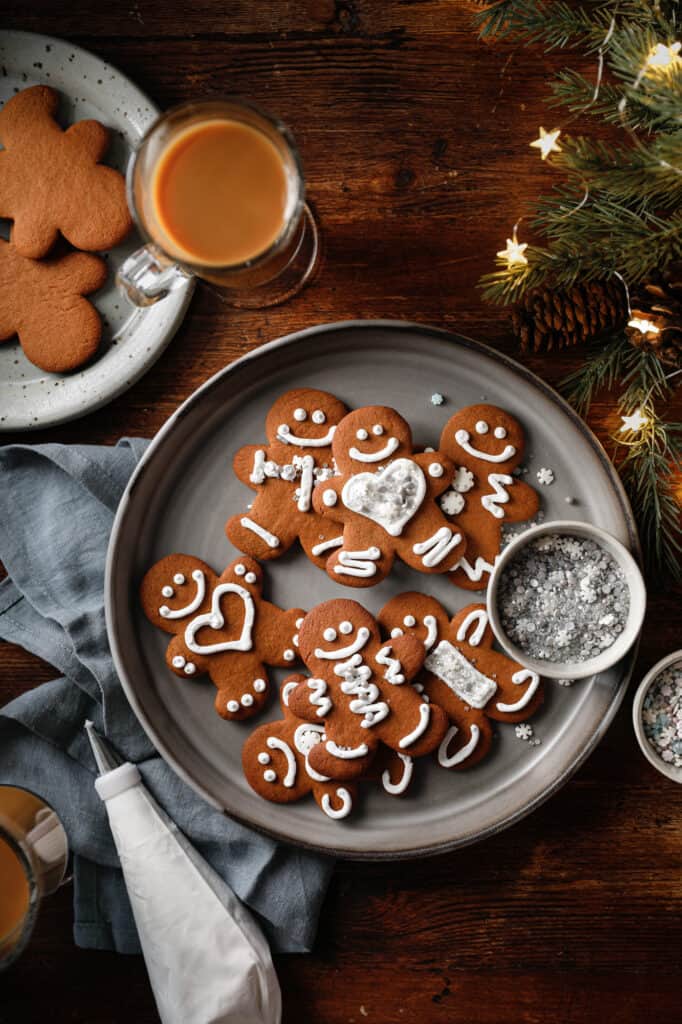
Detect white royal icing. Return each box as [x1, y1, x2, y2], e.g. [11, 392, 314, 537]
[376, 645, 405, 684]
[333, 547, 381, 578]
[266, 736, 297, 787]
[293, 722, 325, 756]
[391, 627, 404, 638]
[258, 752, 271, 765]
[281, 680, 298, 706]
[425, 640, 497, 708]
[323, 627, 337, 642]
[307, 678, 333, 717]
[494, 426, 507, 439]
[428, 463, 444, 478]
[496, 669, 541, 713]
[172, 655, 186, 668]
[263, 769, 276, 782]
[339, 621, 353, 634]
[312, 410, 326, 424]
[438, 724, 480, 767]
[452, 555, 498, 582]
[253, 678, 266, 693]
[234, 563, 246, 576]
[184, 583, 254, 655]
[456, 609, 488, 647]
[454, 429, 516, 463]
[423, 614, 439, 653]
[348, 437, 400, 462]
[159, 569, 206, 619]
[276, 423, 336, 447]
[297, 455, 315, 512]
[399, 702, 431, 749]
[311, 536, 343, 557]
[382, 752, 413, 795]
[481, 473, 514, 519]
[325, 739, 370, 759]
[240, 516, 280, 549]
[412, 527, 462, 567]
[315, 626, 370, 660]
[342, 459, 426, 537]
[227, 700, 239, 713]
[173, 573, 185, 585]
[475, 421, 489, 434]
[403, 615, 416, 627]
[335, 653, 390, 728]
[293, 408, 307, 421]
[161, 585, 174, 598]
[321, 787, 352, 820]
[250, 449, 266, 484]
[241, 693, 254, 707]
[322, 489, 338, 507]
[183, 663, 196, 675]
[283, 649, 295, 662]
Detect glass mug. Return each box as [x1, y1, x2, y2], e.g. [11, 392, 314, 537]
[117, 98, 320, 308]
[0, 786, 69, 970]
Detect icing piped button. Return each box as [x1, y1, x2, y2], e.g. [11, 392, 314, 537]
[428, 463, 444, 478]
[323, 489, 337, 507]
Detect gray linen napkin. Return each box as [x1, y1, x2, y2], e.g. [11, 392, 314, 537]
[0, 439, 332, 955]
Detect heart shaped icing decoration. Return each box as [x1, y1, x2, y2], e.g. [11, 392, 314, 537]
[341, 458, 427, 537]
[184, 583, 255, 655]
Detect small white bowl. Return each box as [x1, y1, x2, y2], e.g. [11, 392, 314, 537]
[486, 520, 647, 681]
[632, 650, 682, 783]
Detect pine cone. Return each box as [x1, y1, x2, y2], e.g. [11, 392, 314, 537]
[626, 260, 682, 369]
[512, 279, 628, 353]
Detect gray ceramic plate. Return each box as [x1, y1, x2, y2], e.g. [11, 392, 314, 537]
[106, 321, 638, 858]
[0, 30, 194, 431]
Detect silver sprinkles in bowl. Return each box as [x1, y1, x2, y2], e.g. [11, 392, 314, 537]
[487, 521, 646, 680]
[633, 651, 682, 783]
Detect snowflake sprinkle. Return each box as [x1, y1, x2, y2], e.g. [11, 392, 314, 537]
[431, 392, 445, 406]
[440, 490, 465, 516]
[536, 467, 555, 486]
[515, 723, 534, 740]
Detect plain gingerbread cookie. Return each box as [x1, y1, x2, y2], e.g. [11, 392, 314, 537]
[0, 238, 106, 372]
[0, 85, 132, 258]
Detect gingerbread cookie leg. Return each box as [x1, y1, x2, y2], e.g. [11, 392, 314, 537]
[226, 503, 298, 561]
[325, 521, 395, 588]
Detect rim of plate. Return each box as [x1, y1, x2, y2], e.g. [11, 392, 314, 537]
[0, 29, 195, 431]
[106, 319, 640, 859]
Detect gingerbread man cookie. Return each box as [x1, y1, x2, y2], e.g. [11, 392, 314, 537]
[242, 684, 360, 820]
[311, 406, 466, 587]
[437, 404, 539, 591]
[0, 239, 107, 372]
[284, 599, 449, 782]
[226, 388, 350, 568]
[140, 554, 304, 721]
[0, 86, 132, 258]
[378, 593, 544, 770]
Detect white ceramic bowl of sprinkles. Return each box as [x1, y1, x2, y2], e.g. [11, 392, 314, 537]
[632, 651, 682, 783]
[486, 520, 647, 681]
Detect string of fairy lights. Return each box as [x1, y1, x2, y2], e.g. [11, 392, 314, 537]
[496, 36, 682, 435]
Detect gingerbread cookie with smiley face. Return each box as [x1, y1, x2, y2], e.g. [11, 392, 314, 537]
[378, 592, 544, 770]
[437, 404, 539, 591]
[140, 554, 304, 721]
[226, 388, 350, 568]
[311, 406, 466, 587]
[284, 598, 449, 782]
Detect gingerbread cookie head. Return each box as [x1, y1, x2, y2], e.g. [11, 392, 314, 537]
[439, 404, 525, 475]
[265, 388, 348, 459]
[0, 86, 132, 259]
[242, 685, 359, 820]
[379, 591, 450, 656]
[140, 554, 304, 721]
[287, 598, 448, 781]
[330, 406, 413, 475]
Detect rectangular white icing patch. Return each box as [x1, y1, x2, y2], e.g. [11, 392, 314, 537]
[424, 640, 497, 709]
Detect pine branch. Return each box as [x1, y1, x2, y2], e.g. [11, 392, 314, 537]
[559, 333, 636, 415]
[554, 133, 682, 208]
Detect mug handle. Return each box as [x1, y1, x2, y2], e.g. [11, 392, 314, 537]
[116, 243, 194, 307]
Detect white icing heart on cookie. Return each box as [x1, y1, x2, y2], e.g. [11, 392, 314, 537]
[184, 583, 255, 655]
[341, 458, 426, 537]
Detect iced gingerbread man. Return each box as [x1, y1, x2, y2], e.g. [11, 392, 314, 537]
[437, 404, 539, 591]
[140, 554, 304, 721]
[243, 682, 418, 820]
[226, 388, 350, 568]
[283, 599, 449, 782]
[311, 405, 466, 587]
[378, 593, 544, 770]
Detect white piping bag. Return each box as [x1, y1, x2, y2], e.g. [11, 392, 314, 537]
[86, 721, 281, 1024]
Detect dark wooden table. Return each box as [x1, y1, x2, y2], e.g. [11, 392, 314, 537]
[2, 3, 681, 1022]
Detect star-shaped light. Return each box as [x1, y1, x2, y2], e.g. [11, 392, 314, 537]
[497, 233, 528, 268]
[646, 41, 681, 70]
[620, 409, 648, 433]
[530, 126, 562, 160]
[628, 317, 661, 335]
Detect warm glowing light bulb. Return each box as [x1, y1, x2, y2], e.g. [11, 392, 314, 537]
[530, 126, 562, 160]
[628, 317, 661, 335]
[497, 233, 528, 268]
[645, 41, 681, 69]
[619, 409, 649, 433]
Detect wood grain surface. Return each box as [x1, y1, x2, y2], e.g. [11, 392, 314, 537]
[1, 3, 681, 1023]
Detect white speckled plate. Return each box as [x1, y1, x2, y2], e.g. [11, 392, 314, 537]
[0, 30, 194, 431]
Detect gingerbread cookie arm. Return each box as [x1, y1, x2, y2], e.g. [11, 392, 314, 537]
[311, 476, 350, 523]
[434, 704, 493, 770]
[372, 690, 448, 758]
[371, 633, 425, 686]
[484, 655, 544, 723]
[232, 444, 270, 490]
[298, 516, 345, 568]
[254, 600, 304, 667]
[208, 652, 273, 721]
[65, 119, 109, 161]
[0, 85, 59, 145]
[447, 604, 496, 650]
[286, 678, 330, 724]
[325, 521, 395, 588]
[311, 780, 357, 821]
[493, 478, 540, 523]
[412, 451, 455, 498]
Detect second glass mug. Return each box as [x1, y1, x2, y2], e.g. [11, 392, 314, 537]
[117, 98, 320, 309]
